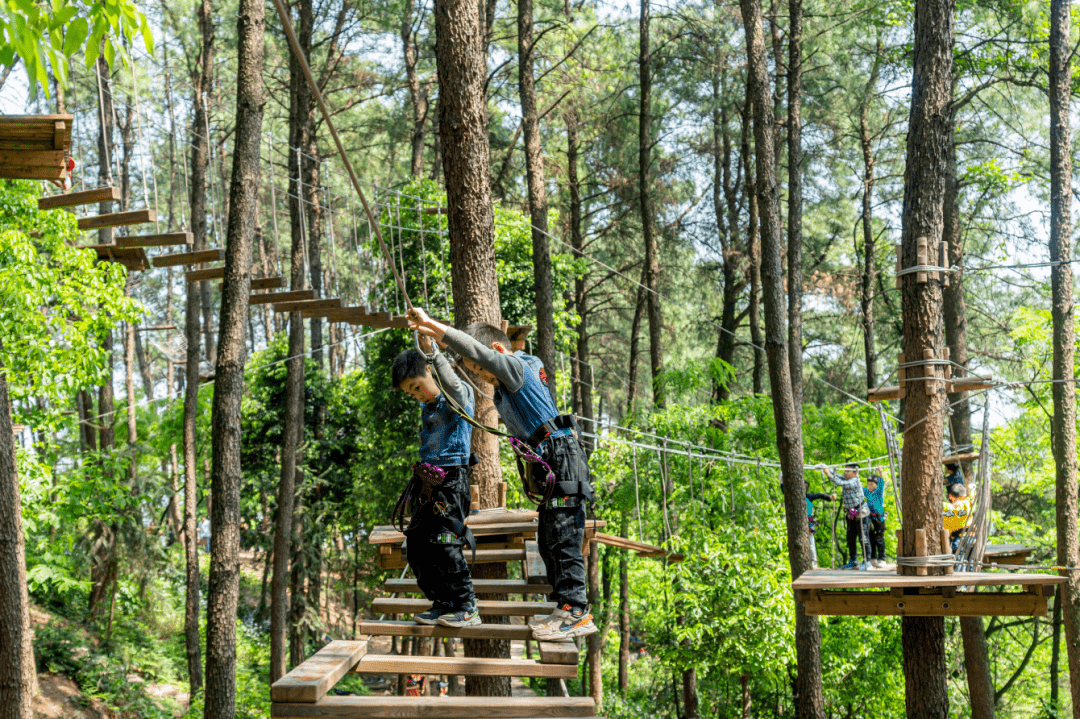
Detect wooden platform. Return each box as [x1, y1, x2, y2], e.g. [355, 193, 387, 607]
[383, 578, 552, 595]
[272, 696, 597, 718]
[353, 654, 577, 679]
[0, 115, 70, 180]
[359, 620, 536, 640]
[793, 569, 1064, 617]
[984, 544, 1036, 566]
[371, 598, 556, 617]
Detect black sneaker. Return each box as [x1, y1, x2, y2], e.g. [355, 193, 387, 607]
[437, 601, 481, 628]
[414, 602, 451, 625]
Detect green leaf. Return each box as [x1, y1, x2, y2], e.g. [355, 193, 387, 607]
[48, 5, 77, 30]
[102, 34, 115, 69]
[62, 16, 87, 56]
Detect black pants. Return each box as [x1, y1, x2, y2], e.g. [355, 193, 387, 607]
[535, 435, 593, 609]
[406, 467, 475, 609]
[865, 517, 886, 560]
[845, 516, 868, 564]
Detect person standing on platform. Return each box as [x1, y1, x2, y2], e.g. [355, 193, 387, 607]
[819, 463, 870, 570]
[863, 473, 888, 568]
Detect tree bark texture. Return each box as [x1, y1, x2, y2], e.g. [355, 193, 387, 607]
[618, 515, 630, 692]
[1050, 2, 1080, 716]
[402, 0, 429, 178]
[741, 91, 764, 396]
[202, 0, 264, 713]
[713, 87, 744, 402]
[639, 0, 664, 408]
[434, 0, 510, 693]
[626, 276, 646, 413]
[738, 1, 823, 717]
[518, 0, 557, 402]
[0, 349, 36, 719]
[897, 1, 954, 717]
[189, 0, 216, 367]
[89, 330, 116, 618]
[786, 0, 804, 410]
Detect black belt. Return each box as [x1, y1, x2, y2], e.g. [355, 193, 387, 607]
[526, 414, 578, 449]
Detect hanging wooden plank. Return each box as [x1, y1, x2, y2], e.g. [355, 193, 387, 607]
[186, 267, 225, 282]
[152, 249, 224, 268]
[250, 289, 315, 306]
[0, 150, 65, 167]
[78, 209, 157, 231]
[0, 114, 72, 151]
[270, 639, 368, 703]
[272, 298, 342, 313]
[38, 186, 121, 211]
[115, 232, 193, 248]
[538, 640, 579, 665]
[252, 277, 284, 290]
[85, 244, 149, 271]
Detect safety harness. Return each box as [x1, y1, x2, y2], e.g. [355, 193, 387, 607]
[392, 460, 477, 562]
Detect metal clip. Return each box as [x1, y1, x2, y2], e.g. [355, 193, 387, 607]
[414, 331, 436, 362]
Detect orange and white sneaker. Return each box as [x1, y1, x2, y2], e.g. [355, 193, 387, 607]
[529, 605, 570, 633]
[533, 604, 597, 640]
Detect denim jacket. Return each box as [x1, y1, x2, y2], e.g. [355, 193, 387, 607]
[493, 351, 571, 444]
[418, 353, 474, 466]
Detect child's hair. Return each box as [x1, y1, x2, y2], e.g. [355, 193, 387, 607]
[845, 462, 859, 471]
[464, 321, 512, 349]
[867, 475, 878, 485]
[391, 349, 428, 389]
[950, 484, 968, 498]
[945, 462, 960, 472]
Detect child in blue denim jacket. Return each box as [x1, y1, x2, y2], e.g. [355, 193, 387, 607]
[392, 342, 479, 628]
[408, 307, 598, 642]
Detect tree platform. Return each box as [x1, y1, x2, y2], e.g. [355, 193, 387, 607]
[983, 544, 1036, 566]
[792, 568, 1064, 617]
[0, 115, 71, 181]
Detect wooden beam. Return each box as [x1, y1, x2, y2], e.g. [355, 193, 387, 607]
[250, 290, 315, 306]
[0, 165, 66, 180]
[38, 186, 121, 211]
[359, 620, 534, 641]
[867, 386, 902, 403]
[186, 267, 225, 282]
[370, 598, 555, 617]
[270, 639, 367, 703]
[53, 120, 68, 150]
[273, 298, 342, 313]
[0, 115, 73, 151]
[77, 209, 156, 230]
[942, 452, 980, 465]
[270, 695, 597, 718]
[368, 522, 539, 545]
[383, 578, 552, 595]
[803, 591, 1047, 617]
[253, 276, 285, 290]
[153, 249, 224, 268]
[538, 640, 579, 665]
[377, 547, 527, 570]
[115, 232, 193, 248]
[351, 654, 578, 679]
[792, 568, 1063, 590]
[0, 149, 64, 167]
[525, 540, 547, 584]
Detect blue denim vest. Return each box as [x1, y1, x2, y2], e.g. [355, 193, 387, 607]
[419, 384, 474, 466]
[493, 351, 571, 444]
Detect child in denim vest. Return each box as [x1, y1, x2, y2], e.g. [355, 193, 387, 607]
[392, 342, 479, 628]
[408, 307, 598, 641]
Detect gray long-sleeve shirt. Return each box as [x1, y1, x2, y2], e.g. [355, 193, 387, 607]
[442, 327, 527, 392]
[431, 349, 470, 409]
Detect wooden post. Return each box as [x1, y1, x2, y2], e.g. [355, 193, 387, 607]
[924, 348, 936, 397]
[897, 352, 906, 399]
[498, 482, 507, 508]
[916, 236, 928, 283]
[938, 241, 949, 287]
[941, 528, 954, 574]
[895, 529, 904, 576]
[915, 528, 928, 577]
[470, 485, 479, 512]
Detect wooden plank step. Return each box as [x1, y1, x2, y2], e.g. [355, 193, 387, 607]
[115, 232, 193, 248]
[0, 165, 67, 180]
[186, 267, 224, 282]
[371, 598, 555, 617]
[153, 249, 224, 268]
[77, 208, 156, 230]
[359, 620, 534, 640]
[351, 654, 577, 679]
[271, 640, 368, 703]
[377, 547, 526, 570]
[251, 289, 315, 306]
[369, 522, 538, 545]
[383, 578, 552, 595]
[253, 276, 286, 290]
[538, 640, 579, 665]
[85, 244, 149, 271]
[271, 696, 596, 718]
[274, 298, 341, 313]
[38, 186, 120, 210]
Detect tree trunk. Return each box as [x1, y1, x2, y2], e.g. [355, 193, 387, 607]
[618, 514, 630, 692]
[626, 276, 646, 414]
[1050, 2, 1080, 716]
[435, 0, 509, 692]
[786, 0, 803, 410]
[89, 331, 116, 618]
[190, 0, 216, 368]
[639, 0, 664, 409]
[289, 496, 307, 667]
[897, 1, 954, 717]
[738, 1, 823, 717]
[713, 87, 742, 402]
[1053, 595, 1064, 712]
[741, 674, 750, 719]
[0, 348, 36, 719]
[518, 0, 557, 402]
[402, 0, 428, 178]
[95, 55, 116, 247]
[203, 0, 264, 713]
[586, 540, 602, 710]
[959, 617, 994, 719]
[567, 109, 592, 443]
[124, 316, 137, 484]
[741, 90, 764, 396]
[859, 96, 878, 390]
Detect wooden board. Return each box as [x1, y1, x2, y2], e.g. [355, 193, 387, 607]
[525, 540, 547, 584]
[371, 598, 556, 617]
[86, 244, 149, 271]
[77, 209, 156, 230]
[0, 165, 67, 180]
[377, 547, 527, 570]
[153, 249, 223, 268]
[186, 267, 225, 282]
[867, 386, 902, 403]
[383, 578, 552, 595]
[38, 186, 120, 210]
[942, 452, 980, 465]
[253, 276, 285, 290]
[538, 640, 579, 665]
[468, 510, 539, 525]
[0, 115, 72, 150]
[274, 298, 341, 313]
[271, 695, 597, 718]
[792, 568, 1064, 591]
[115, 232, 193, 248]
[801, 590, 1048, 617]
[359, 620, 534, 641]
[270, 640, 368, 703]
[251, 289, 315, 306]
[369, 522, 539, 545]
[351, 654, 578, 679]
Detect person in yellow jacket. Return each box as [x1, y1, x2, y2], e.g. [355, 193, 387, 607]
[942, 484, 971, 552]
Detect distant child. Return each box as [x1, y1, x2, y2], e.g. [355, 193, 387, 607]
[391, 342, 479, 628]
[804, 482, 836, 569]
[944, 462, 965, 493]
[942, 483, 972, 552]
[408, 307, 598, 641]
[863, 473, 887, 568]
[819, 462, 869, 570]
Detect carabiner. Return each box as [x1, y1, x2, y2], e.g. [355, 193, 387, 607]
[414, 330, 437, 362]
